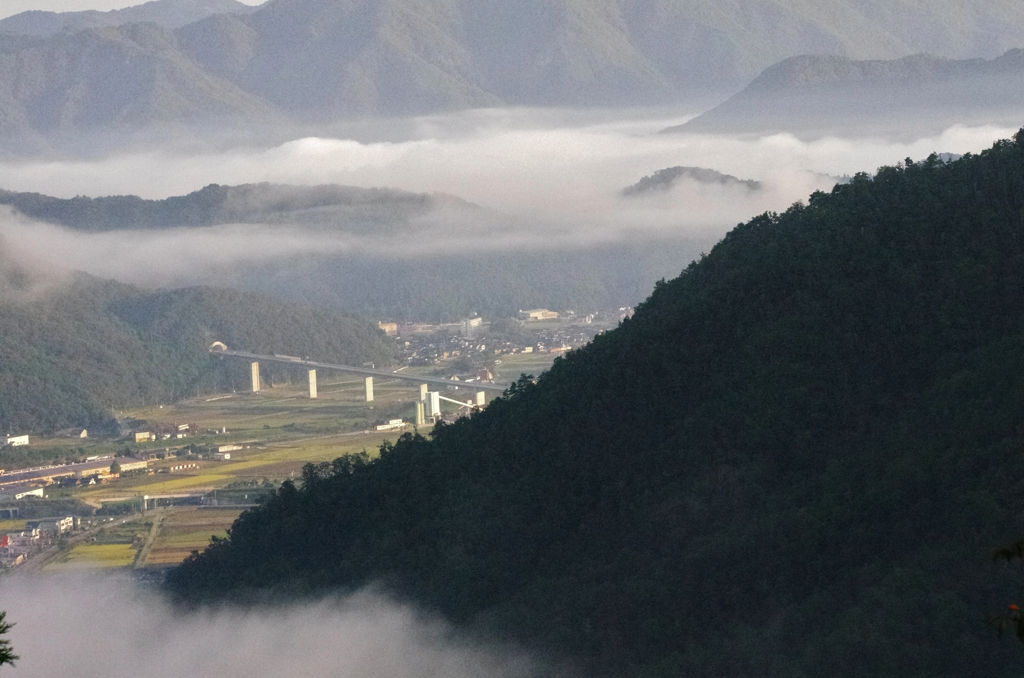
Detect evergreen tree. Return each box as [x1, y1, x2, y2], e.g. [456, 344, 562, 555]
[0, 611, 17, 671]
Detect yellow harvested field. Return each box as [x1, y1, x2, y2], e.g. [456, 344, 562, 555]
[45, 543, 137, 571]
[129, 474, 232, 494]
[77, 434, 387, 502]
[144, 508, 241, 567]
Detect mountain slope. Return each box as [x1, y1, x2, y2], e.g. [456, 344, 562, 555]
[0, 182, 703, 321]
[0, 182, 466, 232]
[175, 0, 1024, 114]
[670, 50, 1024, 137]
[0, 271, 396, 434]
[622, 166, 762, 196]
[169, 132, 1024, 676]
[3, 0, 1024, 144]
[0, 0, 256, 37]
[0, 22, 279, 143]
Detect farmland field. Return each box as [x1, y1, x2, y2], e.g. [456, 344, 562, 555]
[44, 543, 138, 571]
[142, 508, 242, 568]
[493, 352, 559, 379]
[4, 363, 504, 561]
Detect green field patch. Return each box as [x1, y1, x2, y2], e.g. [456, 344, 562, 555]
[0, 519, 25, 532]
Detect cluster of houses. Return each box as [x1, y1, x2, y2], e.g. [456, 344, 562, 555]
[0, 456, 150, 501]
[134, 423, 197, 443]
[0, 516, 77, 568]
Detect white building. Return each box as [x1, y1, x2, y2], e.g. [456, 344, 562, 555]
[0, 485, 43, 502]
[5, 435, 28, 447]
[375, 419, 408, 432]
[26, 517, 73, 535]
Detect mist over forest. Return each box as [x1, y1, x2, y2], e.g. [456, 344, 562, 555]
[1, 0, 1024, 676]
[0, 112, 1012, 319]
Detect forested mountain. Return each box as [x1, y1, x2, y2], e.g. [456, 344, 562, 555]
[622, 166, 762, 196]
[0, 21, 280, 150]
[169, 131, 1024, 676]
[671, 50, 1024, 138]
[2, 0, 1024, 145]
[0, 183, 467, 232]
[0, 272, 395, 433]
[230, 243, 702, 322]
[0, 0, 255, 37]
[0, 182, 703, 320]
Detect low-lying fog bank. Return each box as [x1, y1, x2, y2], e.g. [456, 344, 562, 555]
[0, 575, 539, 678]
[0, 110, 1012, 315]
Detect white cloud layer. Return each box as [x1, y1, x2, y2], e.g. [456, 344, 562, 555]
[0, 109, 1014, 289]
[0, 576, 537, 678]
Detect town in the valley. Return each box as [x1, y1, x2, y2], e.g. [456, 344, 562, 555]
[0, 307, 632, 574]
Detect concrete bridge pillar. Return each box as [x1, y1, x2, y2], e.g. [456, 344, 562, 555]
[251, 362, 261, 393]
[365, 376, 374, 402]
[308, 369, 318, 399]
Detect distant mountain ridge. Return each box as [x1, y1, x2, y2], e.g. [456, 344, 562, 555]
[670, 50, 1024, 137]
[0, 182, 704, 321]
[0, 0, 256, 37]
[2, 0, 1024, 147]
[0, 182, 471, 232]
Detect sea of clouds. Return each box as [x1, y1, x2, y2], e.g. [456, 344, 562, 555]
[0, 108, 1014, 290]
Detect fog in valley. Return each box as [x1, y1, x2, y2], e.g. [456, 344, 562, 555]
[0, 111, 1013, 296]
[0, 576, 537, 678]
[2, 0, 1024, 673]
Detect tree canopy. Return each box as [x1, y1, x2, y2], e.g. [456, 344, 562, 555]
[0, 611, 17, 670]
[169, 131, 1024, 676]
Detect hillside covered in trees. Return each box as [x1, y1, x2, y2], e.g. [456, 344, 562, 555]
[0, 274, 396, 433]
[0, 183, 462, 232]
[3, 0, 1024, 148]
[167, 132, 1024, 676]
[0, 182, 701, 322]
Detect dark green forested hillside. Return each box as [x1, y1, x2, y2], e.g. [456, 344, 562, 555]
[168, 132, 1024, 676]
[0, 275, 395, 433]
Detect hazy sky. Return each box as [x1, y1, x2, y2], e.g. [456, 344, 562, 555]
[0, 0, 265, 19]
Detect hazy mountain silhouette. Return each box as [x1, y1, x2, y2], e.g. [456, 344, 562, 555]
[0, 0, 255, 37]
[3, 0, 1024, 146]
[0, 21, 280, 146]
[0, 182, 471, 232]
[670, 50, 1024, 138]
